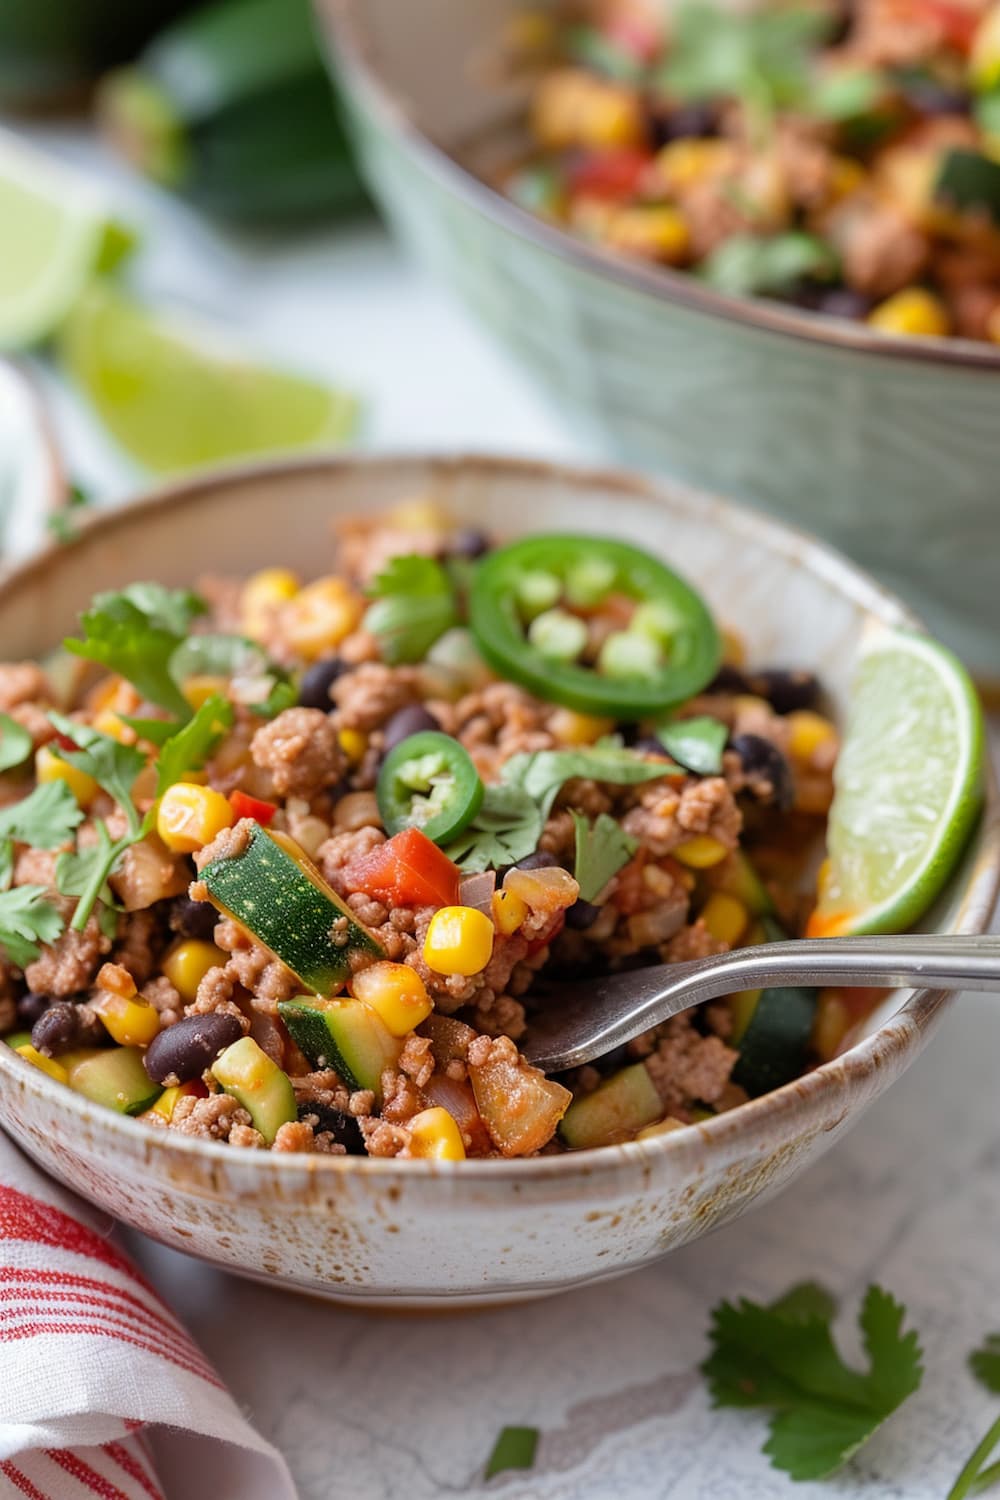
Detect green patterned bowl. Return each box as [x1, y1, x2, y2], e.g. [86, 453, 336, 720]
[318, 0, 1000, 688]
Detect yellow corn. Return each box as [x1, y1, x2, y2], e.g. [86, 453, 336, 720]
[606, 205, 690, 264]
[423, 906, 495, 976]
[812, 989, 853, 1062]
[144, 1080, 202, 1123]
[281, 577, 362, 661]
[492, 887, 529, 936]
[728, 988, 761, 1044]
[92, 708, 137, 744]
[162, 940, 225, 1003]
[15, 1043, 69, 1084]
[351, 961, 434, 1037]
[829, 155, 867, 201]
[182, 674, 230, 711]
[549, 708, 616, 746]
[636, 1116, 685, 1140]
[35, 744, 98, 809]
[656, 139, 735, 190]
[787, 709, 837, 763]
[720, 627, 746, 667]
[240, 568, 300, 637]
[532, 67, 644, 151]
[868, 289, 950, 338]
[971, 4, 1000, 89]
[406, 1106, 467, 1161]
[388, 497, 451, 533]
[93, 994, 161, 1048]
[338, 728, 368, 766]
[86, 676, 140, 717]
[157, 782, 234, 854]
[673, 835, 729, 869]
[700, 891, 748, 948]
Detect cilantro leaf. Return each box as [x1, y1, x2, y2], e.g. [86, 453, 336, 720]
[0, 882, 65, 968]
[443, 784, 543, 873]
[502, 745, 680, 819]
[0, 715, 33, 773]
[363, 555, 459, 664]
[48, 714, 146, 832]
[701, 233, 839, 298]
[947, 1336, 1000, 1500]
[703, 1282, 923, 1481]
[484, 1425, 539, 1480]
[571, 811, 637, 902]
[64, 585, 201, 719]
[661, 2, 831, 122]
[154, 694, 234, 797]
[655, 715, 729, 776]
[0, 781, 84, 849]
[95, 582, 206, 637]
[169, 634, 294, 718]
[972, 1335, 1000, 1394]
[55, 837, 122, 940]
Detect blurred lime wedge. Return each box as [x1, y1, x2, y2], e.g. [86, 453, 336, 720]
[0, 130, 133, 351]
[59, 281, 360, 474]
[808, 628, 984, 937]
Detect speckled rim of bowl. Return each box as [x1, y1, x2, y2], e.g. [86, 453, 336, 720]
[0, 450, 997, 1183]
[320, 0, 1000, 375]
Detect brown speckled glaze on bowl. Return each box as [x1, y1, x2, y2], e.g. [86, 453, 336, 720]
[0, 454, 996, 1307]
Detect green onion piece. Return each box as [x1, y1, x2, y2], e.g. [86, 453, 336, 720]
[598, 630, 663, 680]
[485, 1426, 539, 1480]
[528, 608, 589, 663]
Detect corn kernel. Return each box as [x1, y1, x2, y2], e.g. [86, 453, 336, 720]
[157, 782, 234, 854]
[787, 710, 837, 763]
[728, 988, 761, 1043]
[829, 155, 867, 200]
[549, 708, 616, 746]
[36, 744, 98, 809]
[92, 993, 161, 1047]
[532, 68, 644, 150]
[868, 288, 950, 338]
[971, 4, 1000, 90]
[162, 939, 225, 1003]
[700, 891, 748, 948]
[492, 887, 529, 936]
[15, 1043, 69, 1084]
[92, 708, 137, 744]
[351, 961, 434, 1037]
[673, 835, 729, 869]
[183, 674, 230, 711]
[241, 568, 300, 637]
[812, 989, 853, 1061]
[656, 139, 735, 190]
[144, 1079, 202, 1123]
[607, 205, 690, 264]
[281, 577, 362, 661]
[86, 676, 140, 716]
[339, 728, 368, 766]
[407, 1106, 467, 1161]
[423, 906, 495, 976]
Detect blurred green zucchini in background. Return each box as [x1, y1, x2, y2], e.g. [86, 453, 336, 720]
[0, 0, 200, 110]
[99, 0, 366, 224]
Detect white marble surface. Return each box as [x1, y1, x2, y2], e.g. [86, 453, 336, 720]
[7, 119, 1000, 1500]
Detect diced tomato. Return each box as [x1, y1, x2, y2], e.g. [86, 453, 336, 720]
[911, 0, 978, 51]
[51, 731, 81, 753]
[229, 789, 278, 826]
[343, 827, 461, 909]
[568, 147, 652, 201]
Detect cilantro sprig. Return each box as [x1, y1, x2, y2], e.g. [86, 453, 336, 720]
[655, 715, 729, 776]
[0, 840, 64, 968]
[363, 555, 459, 664]
[64, 584, 206, 720]
[948, 1335, 1000, 1500]
[484, 1425, 539, 1480]
[443, 785, 543, 873]
[571, 810, 638, 902]
[0, 715, 33, 774]
[502, 744, 681, 819]
[0, 780, 84, 850]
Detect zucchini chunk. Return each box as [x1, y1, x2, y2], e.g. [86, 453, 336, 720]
[559, 1061, 662, 1149]
[278, 996, 402, 1102]
[211, 1035, 296, 1144]
[61, 1046, 163, 1116]
[731, 986, 818, 1097]
[935, 148, 1000, 227]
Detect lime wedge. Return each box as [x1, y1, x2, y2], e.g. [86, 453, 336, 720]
[59, 281, 360, 475]
[808, 628, 984, 937]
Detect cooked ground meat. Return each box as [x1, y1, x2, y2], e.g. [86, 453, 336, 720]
[0, 662, 50, 712]
[332, 663, 423, 732]
[250, 707, 345, 800]
[24, 912, 108, 995]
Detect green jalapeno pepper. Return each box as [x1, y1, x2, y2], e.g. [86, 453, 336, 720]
[376, 731, 484, 844]
[469, 535, 720, 718]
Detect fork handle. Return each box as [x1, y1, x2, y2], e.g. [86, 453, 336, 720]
[693, 933, 1000, 998]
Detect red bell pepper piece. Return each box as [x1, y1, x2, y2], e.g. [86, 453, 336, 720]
[229, 789, 278, 826]
[342, 827, 461, 909]
[569, 147, 652, 202]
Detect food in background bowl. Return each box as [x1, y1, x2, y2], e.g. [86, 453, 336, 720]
[504, 0, 1000, 340]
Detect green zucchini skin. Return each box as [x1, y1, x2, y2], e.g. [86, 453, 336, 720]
[199, 825, 383, 994]
[731, 986, 818, 1098]
[100, 0, 366, 223]
[277, 997, 402, 1102]
[63, 1046, 163, 1116]
[935, 148, 1000, 227]
[559, 1061, 663, 1148]
[211, 1036, 296, 1144]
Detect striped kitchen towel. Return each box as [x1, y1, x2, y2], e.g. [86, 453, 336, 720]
[0, 1134, 295, 1500]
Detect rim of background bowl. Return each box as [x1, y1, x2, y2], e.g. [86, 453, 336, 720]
[321, 0, 1000, 377]
[0, 450, 997, 1183]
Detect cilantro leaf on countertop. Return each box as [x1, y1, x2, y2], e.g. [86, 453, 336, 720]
[0, 715, 33, 774]
[502, 744, 681, 819]
[0, 780, 85, 850]
[63, 583, 206, 719]
[152, 694, 234, 797]
[443, 784, 543, 873]
[363, 554, 459, 665]
[946, 1335, 1000, 1500]
[571, 810, 638, 902]
[484, 1425, 539, 1480]
[703, 1282, 923, 1481]
[655, 715, 729, 776]
[972, 1336, 1000, 1395]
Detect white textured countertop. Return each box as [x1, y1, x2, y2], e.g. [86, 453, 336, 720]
[10, 118, 1000, 1500]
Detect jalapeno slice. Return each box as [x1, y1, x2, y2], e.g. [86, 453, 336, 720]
[469, 535, 721, 717]
[376, 731, 484, 844]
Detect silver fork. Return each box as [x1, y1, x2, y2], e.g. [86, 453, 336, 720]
[520, 933, 1000, 1072]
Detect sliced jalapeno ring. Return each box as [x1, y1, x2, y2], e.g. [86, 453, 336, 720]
[376, 731, 484, 844]
[469, 535, 721, 718]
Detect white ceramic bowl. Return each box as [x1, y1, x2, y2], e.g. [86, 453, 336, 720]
[0, 454, 996, 1308]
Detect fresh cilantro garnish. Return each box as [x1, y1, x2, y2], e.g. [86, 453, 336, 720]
[655, 715, 728, 776]
[64, 584, 206, 719]
[169, 634, 294, 718]
[152, 694, 234, 797]
[565, 23, 646, 81]
[703, 1282, 923, 1481]
[0, 878, 65, 968]
[0, 780, 85, 849]
[484, 1425, 538, 1480]
[571, 810, 638, 902]
[947, 1335, 1000, 1500]
[443, 785, 543, 873]
[55, 828, 122, 941]
[0, 714, 34, 773]
[48, 713, 147, 816]
[972, 1336, 1000, 1394]
[502, 745, 681, 819]
[46, 481, 92, 545]
[813, 67, 886, 121]
[701, 233, 840, 298]
[363, 555, 459, 665]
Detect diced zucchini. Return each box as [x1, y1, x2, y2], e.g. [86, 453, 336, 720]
[731, 986, 818, 1098]
[4, 1030, 31, 1050]
[706, 849, 774, 917]
[210, 1035, 296, 1143]
[935, 147, 1000, 226]
[199, 825, 382, 994]
[559, 1061, 663, 1149]
[277, 996, 401, 1102]
[61, 1046, 163, 1115]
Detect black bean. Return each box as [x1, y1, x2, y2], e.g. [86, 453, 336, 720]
[730, 734, 795, 811]
[17, 992, 52, 1028]
[31, 1002, 88, 1057]
[381, 704, 442, 753]
[744, 668, 821, 715]
[811, 287, 873, 322]
[706, 663, 750, 696]
[565, 898, 602, 931]
[297, 655, 348, 711]
[298, 1100, 366, 1154]
[170, 896, 219, 942]
[900, 77, 970, 117]
[631, 735, 670, 758]
[447, 529, 490, 560]
[144, 1012, 245, 1085]
[514, 850, 560, 871]
[649, 100, 718, 148]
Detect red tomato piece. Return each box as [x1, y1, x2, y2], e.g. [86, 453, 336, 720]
[569, 147, 652, 201]
[913, 0, 978, 51]
[342, 827, 461, 909]
[229, 789, 278, 826]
